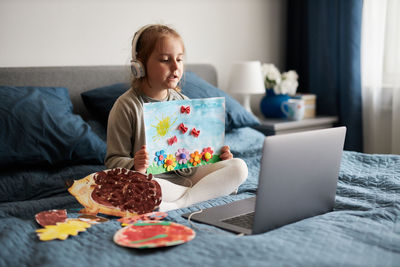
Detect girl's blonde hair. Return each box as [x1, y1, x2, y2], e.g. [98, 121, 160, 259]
[131, 24, 185, 92]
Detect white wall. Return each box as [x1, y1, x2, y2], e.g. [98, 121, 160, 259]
[0, 0, 286, 95]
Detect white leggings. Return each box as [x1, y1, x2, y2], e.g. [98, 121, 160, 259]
[154, 158, 248, 212]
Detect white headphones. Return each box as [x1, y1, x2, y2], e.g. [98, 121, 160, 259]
[130, 25, 152, 78]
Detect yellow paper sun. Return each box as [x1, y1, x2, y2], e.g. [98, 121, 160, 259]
[151, 115, 177, 142]
[36, 220, 91, 241]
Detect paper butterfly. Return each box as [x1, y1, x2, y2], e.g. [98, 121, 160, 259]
[180, 106, 191, 114]
[178, 123, 188, 134]
[191, 128, 200, 137]
[167, 136, 178, 146]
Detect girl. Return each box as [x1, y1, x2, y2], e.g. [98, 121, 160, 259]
[105, 24, 248, 211]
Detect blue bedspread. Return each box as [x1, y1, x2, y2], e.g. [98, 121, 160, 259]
[1, 127, 399, 267]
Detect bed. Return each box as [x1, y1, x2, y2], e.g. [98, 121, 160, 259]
[0, 64, 399, 266]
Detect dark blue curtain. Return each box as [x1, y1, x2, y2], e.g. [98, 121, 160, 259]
[286, 0, 363, 152]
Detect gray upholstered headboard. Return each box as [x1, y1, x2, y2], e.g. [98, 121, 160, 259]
[0, 64, 217, 120]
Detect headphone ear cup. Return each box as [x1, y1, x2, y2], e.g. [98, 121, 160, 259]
[131, 60, 145, 78]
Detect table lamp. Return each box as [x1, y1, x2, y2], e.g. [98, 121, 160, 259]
[227, 61, 265, 115]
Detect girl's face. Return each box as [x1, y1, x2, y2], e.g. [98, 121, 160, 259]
[144, 36, 184, 96]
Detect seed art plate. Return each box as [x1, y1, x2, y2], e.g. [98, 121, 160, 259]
[113, 221, 195, 248]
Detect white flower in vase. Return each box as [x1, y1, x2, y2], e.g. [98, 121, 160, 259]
[276, 70, 299, 95]
[260, 64, 300, 118]
[261, 63, 299, 95]
[261, 64, 281, 89]
[283, 70, 299, 81]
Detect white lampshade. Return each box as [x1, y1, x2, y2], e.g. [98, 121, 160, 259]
[227, 61, 265, 94]
[227, 61, 265, 115]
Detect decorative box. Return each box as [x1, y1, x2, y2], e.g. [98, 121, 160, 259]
[293, 94, 316, 118]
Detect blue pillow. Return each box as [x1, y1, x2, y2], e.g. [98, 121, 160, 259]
[0, 86, 106, 166]
[86, 120, 107, 141]
[81, 83, 130, 126]
[180, 71, 260, 131]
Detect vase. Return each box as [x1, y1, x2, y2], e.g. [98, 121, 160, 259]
[260, 89, 290, 118]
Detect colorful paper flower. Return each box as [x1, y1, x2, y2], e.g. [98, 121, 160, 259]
[164, 154, 177, 171]
[175, 148, 190, 164]
[189, 151, 202, 166]
[202, 147, 214, 162]
[36, 220, 91, 241]
[154, 150, 167, 166]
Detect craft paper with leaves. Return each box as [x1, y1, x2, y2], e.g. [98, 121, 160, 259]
[143, 97, 225, 175]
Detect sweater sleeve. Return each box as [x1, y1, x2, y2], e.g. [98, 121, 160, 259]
[105, 90, 146, 169]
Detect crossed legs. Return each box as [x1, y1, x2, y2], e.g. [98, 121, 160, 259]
[155, 158, 248, 211]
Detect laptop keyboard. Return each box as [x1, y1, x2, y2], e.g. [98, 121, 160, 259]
[221, 212, 255, 229]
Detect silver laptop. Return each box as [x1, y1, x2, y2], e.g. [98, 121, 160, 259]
[182, 127, 346, 235]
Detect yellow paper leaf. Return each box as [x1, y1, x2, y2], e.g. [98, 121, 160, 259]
[36, 220, 91, 241]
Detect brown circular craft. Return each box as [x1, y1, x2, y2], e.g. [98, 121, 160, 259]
[68, 168, 162, 217]
[78, 214, 109, 224]
[35, 209, 67, 227]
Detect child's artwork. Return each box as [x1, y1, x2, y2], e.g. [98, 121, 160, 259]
[113, 221, 196, 249]
[68, 168, 162, 216]
[143, 97, 225, 175]
[118, 212, 168, 226]
[35, 209, 67, 227]
[36, 220, 91, 241]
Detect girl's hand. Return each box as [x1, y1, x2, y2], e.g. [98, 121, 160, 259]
[220, 145, 233, 160]
[133, 145, 149, 173]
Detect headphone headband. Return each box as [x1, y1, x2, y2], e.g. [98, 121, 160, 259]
[131, 24, 153, 78]
[131, 24, 152, 61]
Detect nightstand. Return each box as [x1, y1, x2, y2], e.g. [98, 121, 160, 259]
[252, 116, 339, 136]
